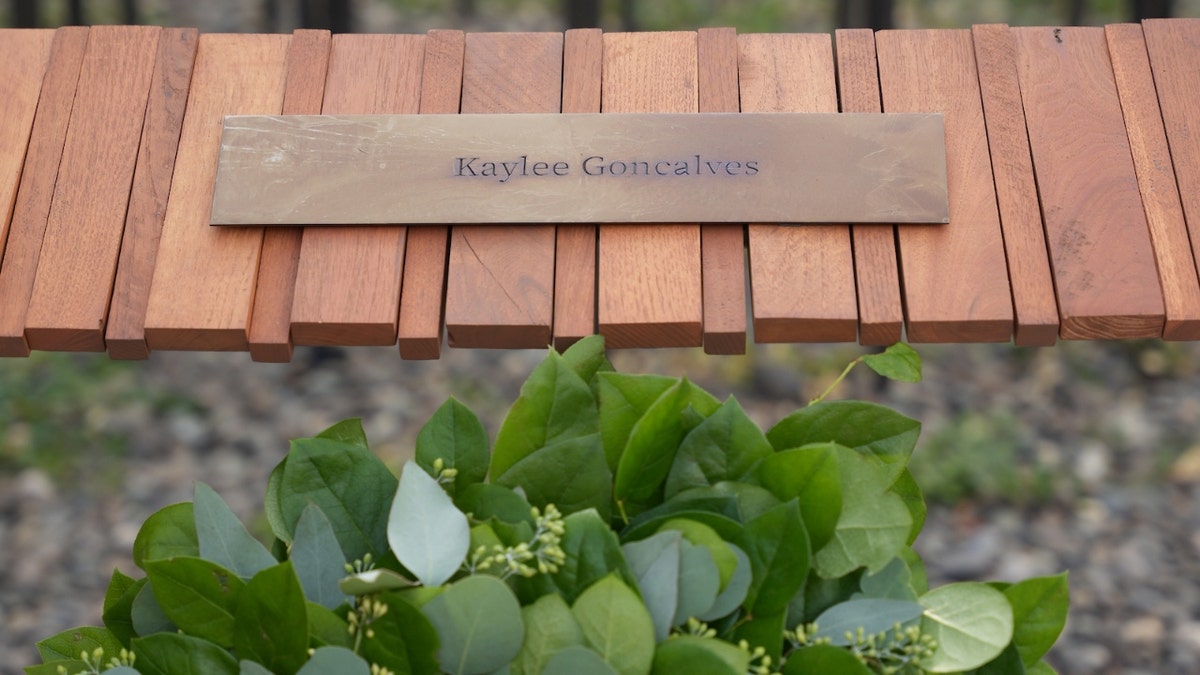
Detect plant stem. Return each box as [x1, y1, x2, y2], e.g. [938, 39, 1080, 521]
[809, 358, 862, 406]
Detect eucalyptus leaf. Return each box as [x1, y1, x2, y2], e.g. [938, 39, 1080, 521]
[861, 342, 922, 382]
[422, 575, 524, 675]
[571, 575, 656, 675]
[132, 502, 197, 569]
[857, 556, 918, 601]
[766, 401, 920, 486]
[755, 444, 842, 552]
[781, 644, 872, 675]
[35, 626, 123, 663]
[239, 662, 274, 675]
[674, 541, 720, 626]
[292, 502, 351, 609]
[194, 482, 276, 579]
[737, 499, 811, 616]
[920, 582, 1014, 673]
[697, 544, 751, 621]
[542, 647, 619, 675]
[813, 598, 924, 646]
[144, 556, 244, 646]
[279, 436, 397, 562]
[621, 530, 682, 642]
[548, 509, 637, 604]
[512, 594, 586, 675]
[651, 635, 747, 675]
[595, 372, 677, 471]
[1004, 572, 1069, 667]
[234, 562, 309, 675]
[813, 446, 911, 578]
[338, 568, 417, 596]
[455, 482, 535, 525]
[389, 460, 470, 587]
[664, 397, 773, 499]
[130, 582, 176, 636]
[308, 602, 353, 648]
[656, 518, 737, 589]
[621, 490, 744, 542]
[131, 633, 239, 675]
[296, 647, 371, 675]
[362, 592, 442, 675]
[416, 397, 490, 495]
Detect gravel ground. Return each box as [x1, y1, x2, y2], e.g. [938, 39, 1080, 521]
[3, 341, 1200, 674]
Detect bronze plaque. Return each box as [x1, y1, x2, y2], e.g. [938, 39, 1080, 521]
[210, 113, 948, 226]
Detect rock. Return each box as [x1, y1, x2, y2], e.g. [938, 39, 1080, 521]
[1122, 616, 1166, 645]
[1176, 621, 1200, 655]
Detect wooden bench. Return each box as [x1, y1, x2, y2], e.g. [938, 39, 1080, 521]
[1, 21, 1198, 361]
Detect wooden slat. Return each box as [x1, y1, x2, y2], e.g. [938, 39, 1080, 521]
[1107, 23, 1200, 340]
[738, 33, 857, 343]
[0, 29, 54, 269]
[876, 30, 1013, 342]
[972, 24, 1060, 346]
[444, 32, 561, 349]
[25, 26, 160, 352]
[1143, 19, 1200, 329]
[143, 34, 290, 351]
[290, 35, 424, 347]
[598, 31, 702, 348]
[697, 26, 747, 355]
[0, 27, 88, 357]
[1013, 27, 1162, 339]
[397, 30, 463, 360]
[248, 29, 331, 362]
[552, 27, 602, 352]
[105, 28, 198, 360]
[834, 28, 904, 346]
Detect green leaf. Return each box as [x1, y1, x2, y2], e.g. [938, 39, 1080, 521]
[422, 575, 524, 675]
[144, 557, 244, 646]
[194, 482, 276, 579]
[621, 531, 681, 642]
[543, 647, 620, 675]
[362, 592, 442, 675]
[656, 518, 737, 589]
[297, 647, 371, 675]
[131, 633, 239, 675]
[417, 397, 490, 496]
[969, 644, 1027, 675]
[36, 626, 123, 663]
[338, 568, 416, 596]
[264, 460, 290, 544]
[513, 594, 586, 675]
[495, 434, 612, 520]
[548, 509, 637, 604]
[234, 562, 309, 675]
[132, 502, 198, 569]
[651, 636, 747, 675]
[315, 418, 370, 448]
[664, 397, 773, 499]
[697, 544, 751, 621]
[239, 661, 274, 675]
[755, 444, 843, 552]
[920, 582, 1014, 673]
[737, 499, 810, 616]
[291, 503, 351, 610]
[781, 644, 872, 675]
[1004, 572, 1069, 667]
[614, 379, 720, 516]
[900, 547, 929, 595]
[621, 489, 744, 542]
[388, 460, 470, 587]
[596, 372, 677, 471]
[562, 333, 614, 385]
[102, 571, 142, 647]
[1027, 660, 1058, 674]
[767, 401, 920, 486]
[813, 598, 924, 646]
[571, 575, 656, 675]
[307, 602, 353, 648]
[732, 610, 786, 666]
[861, 343, 922, 382]
[674, 541, 720, 626]
[890, 468, 926, 545]
[101, 668, 140, 675]
[813, 447, 911, 578]
[279, 436, 398, 563]
[130, 582, 176, 636]
[454, 482, 535, 525]
[856, 556, 918, 601]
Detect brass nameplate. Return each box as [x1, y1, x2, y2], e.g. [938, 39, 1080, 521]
[210, 113, 948, 226]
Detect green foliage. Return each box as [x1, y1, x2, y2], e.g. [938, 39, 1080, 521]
[30, 337, 1068, 675]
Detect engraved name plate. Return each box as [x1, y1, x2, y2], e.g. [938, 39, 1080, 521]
[210, 112, 948, 226]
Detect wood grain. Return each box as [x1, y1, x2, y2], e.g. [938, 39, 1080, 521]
[876, 29, 1013, 342]
[1107, 23, 1200, 340]
[0, 27, 88, 357]
[25, 26, 161, 352]
[248, 29, 331, 362]
[143, 34, 290, 351]
[444, 32, 561, 348]
[598, 31, 702, 348]
[105, 28, 198, 360]
[397, 30, 463, 360]
[552, 27, 602, 352]
[698, 26, 747, 355]
[1013, 26, 1162, 339]
[971, 24, 1060, 346]
[1143, 18, 1200, 333]
[835, 28, 903, 346]
[738, 33, 857, 344]
[290, 34, 424, 347]
[0, 29, 54, 271]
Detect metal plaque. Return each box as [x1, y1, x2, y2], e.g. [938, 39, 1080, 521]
[209, 113, 948, 226]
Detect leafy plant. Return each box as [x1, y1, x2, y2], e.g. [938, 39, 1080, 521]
[30, 337, 1068, 675]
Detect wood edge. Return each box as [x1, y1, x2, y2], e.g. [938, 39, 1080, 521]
[144, 326, 248, 352]
[24, 327, 105, 352]
[292, 322, 398, 347]
[753, 317, 858, 344]
[599, 321, 702, 350]
[446, 324, 552, 350]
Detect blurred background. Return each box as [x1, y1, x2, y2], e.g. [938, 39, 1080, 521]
[3, 2, 1200, 674]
